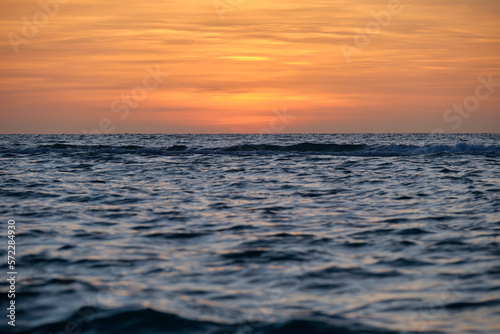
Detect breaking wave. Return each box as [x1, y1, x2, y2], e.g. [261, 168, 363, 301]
[3, 142, 500, 157]
[19, 307, 407, 334]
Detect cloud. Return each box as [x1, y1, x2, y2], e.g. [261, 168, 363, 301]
[0, 0, 499, 133]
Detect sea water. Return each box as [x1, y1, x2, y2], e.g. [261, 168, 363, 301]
[0, 133, 499, 333]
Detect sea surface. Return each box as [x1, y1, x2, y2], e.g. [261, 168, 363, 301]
[1, 133, 499, 334]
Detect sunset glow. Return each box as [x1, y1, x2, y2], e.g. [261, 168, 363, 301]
[1, 0, 499, 133]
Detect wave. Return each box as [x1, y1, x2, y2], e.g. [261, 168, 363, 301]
[3, 142, 500, 157]
[17, 307, 415, 334]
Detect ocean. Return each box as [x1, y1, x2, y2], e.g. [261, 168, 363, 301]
[1, 133, 499, 334]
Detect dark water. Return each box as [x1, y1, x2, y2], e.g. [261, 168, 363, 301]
[1, 134, 499, 334]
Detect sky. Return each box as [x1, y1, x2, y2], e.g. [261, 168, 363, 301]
[0, 0, 499, 133]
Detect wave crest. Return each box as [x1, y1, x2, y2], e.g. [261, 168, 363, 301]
[4, 142, 500, 157]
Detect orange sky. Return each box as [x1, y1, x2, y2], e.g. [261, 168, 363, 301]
[0, 0, 499, 133]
